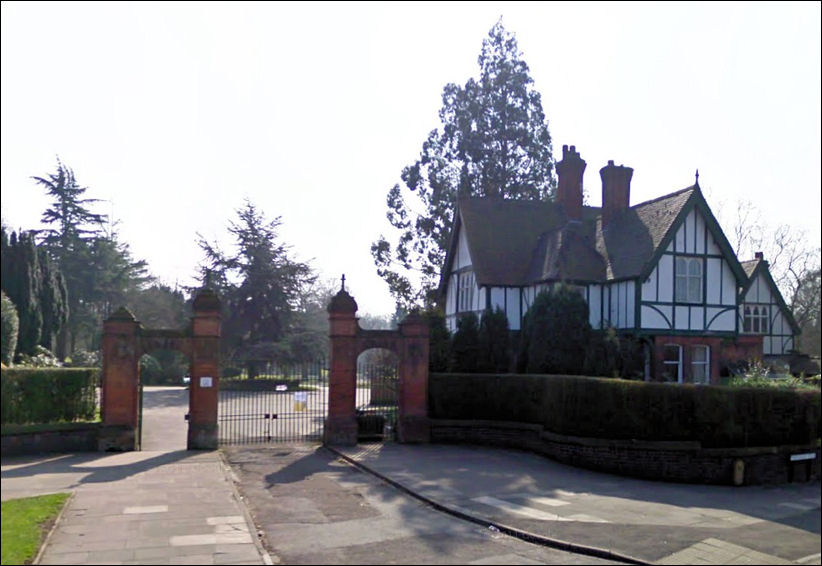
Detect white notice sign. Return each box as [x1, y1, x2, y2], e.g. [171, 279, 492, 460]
[200, 377, 213, 388]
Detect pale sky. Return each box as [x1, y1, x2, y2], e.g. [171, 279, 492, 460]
[2, 1, 820, 317]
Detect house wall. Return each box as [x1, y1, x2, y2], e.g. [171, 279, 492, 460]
[740, 271, 795, 355]
[652, 335, 722, 384]
[589, 281, 634, 329]
[718, 335, 764, 371]
[445, 226, 482, 331]
[641, 207, 738, 334]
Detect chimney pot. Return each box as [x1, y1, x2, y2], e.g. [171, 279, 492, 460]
[755, 251, 764, 260]
[600, 160, 633, 228]
[556, 143, 586, 221]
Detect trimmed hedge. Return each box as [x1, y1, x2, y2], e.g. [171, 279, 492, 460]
[429, 373, 821, 448]
[1, 368, 99, 425]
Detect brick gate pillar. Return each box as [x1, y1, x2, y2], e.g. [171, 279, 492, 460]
[188, 288, 221, 450]
[325, 287, 359, 445]
[101, 307, 141, 450]
[397, 313, 430, 443]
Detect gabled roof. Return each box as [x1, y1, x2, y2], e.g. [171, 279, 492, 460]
[595, 186, 694, 280]
[440, 184, 750, 291]
[739, 257, 801, 335]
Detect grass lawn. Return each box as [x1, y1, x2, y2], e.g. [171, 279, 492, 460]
[1, 493, 70, 565]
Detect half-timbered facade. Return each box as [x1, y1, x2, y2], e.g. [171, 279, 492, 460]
[439, 144, 799, 384]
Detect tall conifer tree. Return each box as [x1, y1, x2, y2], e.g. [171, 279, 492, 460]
[372, 20, 557, 309]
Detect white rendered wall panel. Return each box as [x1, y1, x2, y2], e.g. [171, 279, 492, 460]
[589, 285, 602, 328]
[456, 228, 472, 270]
[721, 261, 736, 305]
[674, 222, 686, 253]
[490, 288, 505, 311]
[707, 308, 735, 331]
[690, 306, 704, 330]
[641, 305, 669, 329]
[626, 281, 635, 328]
[706, 234, 721, 255]
[642, 270, 657, 302]
[506, 288, 521, 330]
[706, 258, 722, 304]
[658, 255, 674, 303]
[675, 306, 689, 330]
[695, 210, 706, 255]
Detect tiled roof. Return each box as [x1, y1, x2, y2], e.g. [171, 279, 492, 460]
[595, 187, 695, 279]
[455, 186, 697, 286]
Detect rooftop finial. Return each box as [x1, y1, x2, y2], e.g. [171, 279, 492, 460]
[695, 169, 700, 187]
[341, 273, 346, 291]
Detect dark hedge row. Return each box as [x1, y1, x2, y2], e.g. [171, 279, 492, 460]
[429, 373, 821, 448]
[1, 368, 99, 425]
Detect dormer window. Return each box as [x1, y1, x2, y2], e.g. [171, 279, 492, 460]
[675, 257, 702, 303]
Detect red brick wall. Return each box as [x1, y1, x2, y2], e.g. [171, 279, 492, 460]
[651, 335, 764, 384]
[718, 335, 764, 370]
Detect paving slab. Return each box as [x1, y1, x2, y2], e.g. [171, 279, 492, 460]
[330, 443, 821, 565]
[1, 449, 270, 565]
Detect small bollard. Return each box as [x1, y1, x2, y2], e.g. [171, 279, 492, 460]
[733, 459, 745, 486]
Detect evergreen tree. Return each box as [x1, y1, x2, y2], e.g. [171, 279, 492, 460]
[37, 249, 69, 352]
[1, 290, 19, 365]
[372, 20, 557, 309]
[197, 199, 316, 368]
[424, 308, 451, 372]
[0, 231, 42, 355]
[450, 312, 480, 372]
[477, 307, 511, 373]
[32, 158, 148, 355]
[522, 285, 591, 375]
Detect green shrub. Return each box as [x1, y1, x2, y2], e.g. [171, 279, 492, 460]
[425, 308, 451, 372]
[64, 349, 101, 368]
[14, 346, 62, 368]
[450, 312, 480, 372]
[429, 372, 821, 448]
[522, 286, 590, 375]
[477, 307, 511, 373]
[1, 291, 19, 366]
[1, 368, 99, 425]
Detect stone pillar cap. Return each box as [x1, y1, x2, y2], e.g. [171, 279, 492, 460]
[328, 289, 358, 314]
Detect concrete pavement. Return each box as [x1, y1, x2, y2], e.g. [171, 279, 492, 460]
[329, 443, 822, 566]
[1, 450, 271, 565]
[2, 439, 819, 564]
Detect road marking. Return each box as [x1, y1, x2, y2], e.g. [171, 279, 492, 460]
[123, 505, 168, 514]
[656, 537, 792, 565]
[520, 496, 570, 508]
[778, 502, 816, 512]
[473, 496, 569, 521]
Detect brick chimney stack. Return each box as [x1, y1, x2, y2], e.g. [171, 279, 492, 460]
[556, 144, 586, 221]
[755, 251, 764, 261]
[600, 160, 634, 227]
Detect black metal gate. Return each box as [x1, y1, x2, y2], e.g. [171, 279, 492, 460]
[355, 353, 399, 442]
[218, 359, 328, 445]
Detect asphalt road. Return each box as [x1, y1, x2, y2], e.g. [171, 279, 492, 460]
[140, 386, 624, 564]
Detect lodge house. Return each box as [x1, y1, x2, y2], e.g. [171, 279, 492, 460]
[439, 145, 799, 384]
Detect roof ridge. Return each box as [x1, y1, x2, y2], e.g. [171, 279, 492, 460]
[630, 185, 697, 210]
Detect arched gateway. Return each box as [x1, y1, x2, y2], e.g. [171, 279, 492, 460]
[101, 288, 221, 450]
[325, 284, 430, 445]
